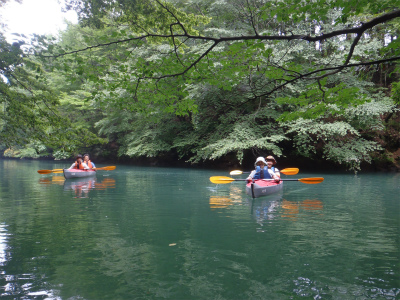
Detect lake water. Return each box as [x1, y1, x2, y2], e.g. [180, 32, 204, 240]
[0, 159, 398, 299]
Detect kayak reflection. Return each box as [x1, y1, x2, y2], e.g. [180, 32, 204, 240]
[250, 193, 283, 223]
[252, 197, 324, 223]
[39, 176, 115, 198]
[209, 197, 233, 209]
[64, 177, 116, 198]
[38, 176, 66, 185]
[281, 199, 324, 220]
[209, 185, 244, 209]
[208, 188, 324, 224]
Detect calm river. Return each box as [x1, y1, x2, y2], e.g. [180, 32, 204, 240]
[0, 159, 398, 299]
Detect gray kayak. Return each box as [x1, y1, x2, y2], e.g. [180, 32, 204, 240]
[63, 169, 96, 179]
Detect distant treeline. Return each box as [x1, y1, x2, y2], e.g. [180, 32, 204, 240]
[1, 0, 399, 172]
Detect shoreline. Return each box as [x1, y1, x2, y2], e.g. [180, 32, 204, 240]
[1, 155, 398, 173]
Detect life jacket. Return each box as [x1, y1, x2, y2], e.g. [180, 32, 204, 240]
[254, 166, 275, 179]
[85, 160, 93, 169]
[74, 160, 85, 170]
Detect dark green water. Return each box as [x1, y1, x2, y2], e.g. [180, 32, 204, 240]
[0, 159, 398, 300]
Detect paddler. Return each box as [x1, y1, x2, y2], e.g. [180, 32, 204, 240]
[68, 154, 90, 170]
[83, 153, 96, 169]
[246, 156, 280, 182]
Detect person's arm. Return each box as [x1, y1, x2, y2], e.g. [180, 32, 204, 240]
[68, 163, 76, 169]
[81, 162, 90, 170]
[246, 170, 256, 180]
[91, 162, 96, 168]
[268, 168, 280, 181]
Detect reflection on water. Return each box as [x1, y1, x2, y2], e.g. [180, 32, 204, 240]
[209, 197, 233, 209]
[210, 188, 324, 224]
[281, 199, 324, 220]
[209, 184, 245, 209]
[0, 224, 10, 266]
[39, 176, 65, 185]
[301, 199, 323, 210]
[0, 161, 398, 300]
[39, 176, 116, 198]
[251, 193, 283, 225]
[64, 178, 97, 198]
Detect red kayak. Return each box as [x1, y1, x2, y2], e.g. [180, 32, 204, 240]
[246, 180, 283, 198]
[63, 169, 96, 179]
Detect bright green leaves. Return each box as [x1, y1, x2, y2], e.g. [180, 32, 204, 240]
[276, 76, 375, 122]
[285, 117, 384, 171]
[14, 0, 398, 169]
[392, 82, 400, 104]
[227, 42, 246, 55]
[258, 0, 400, 25]
[0, 28, 108, 156]
[199, 120, 286, 163]
[0, 33, 65, 148]
[39, 0, 400, 120]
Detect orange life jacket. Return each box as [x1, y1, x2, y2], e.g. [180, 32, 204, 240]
[85, 160, 93, 169]
[74, 160, 85, 170]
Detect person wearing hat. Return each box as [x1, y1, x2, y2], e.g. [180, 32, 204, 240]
[246, 156, 280, 182]
[83, 153, 96, 169]
[265, 155, 280, 179]
[68, 154, 90, 170]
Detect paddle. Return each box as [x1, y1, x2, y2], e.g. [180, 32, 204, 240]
[210, 176, 324, 184]
[94, 166, 116, 171]
[37, 169, 64, 174]
[38, 166, 116, 174]
[230, 168, 299, 176]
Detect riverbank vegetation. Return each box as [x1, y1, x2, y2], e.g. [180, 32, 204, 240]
[1, 0, 399, 171]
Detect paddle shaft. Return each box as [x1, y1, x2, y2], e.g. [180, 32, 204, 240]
[210, 176, 324, 184]
[230, 168, 299, 176]
[38, 166, 116, 174]
[227, 178, 294, 181]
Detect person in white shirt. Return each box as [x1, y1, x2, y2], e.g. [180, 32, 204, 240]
[68, 154, 90, 170]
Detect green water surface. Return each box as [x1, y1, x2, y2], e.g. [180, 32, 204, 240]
[0, 159, 398, 299]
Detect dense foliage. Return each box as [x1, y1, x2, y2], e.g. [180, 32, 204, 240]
[1, 0, 399, 171]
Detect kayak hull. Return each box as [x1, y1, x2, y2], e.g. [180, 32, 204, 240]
[246, 180, 283, 198]
[63, 169, 96, 179]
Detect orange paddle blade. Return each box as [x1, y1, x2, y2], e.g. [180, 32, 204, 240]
[95, 166, 116, 171]
[37, 168, 64, 174]
[210, 176, 236, 184]
[298, 177, 324, 184]
[280, 168, 299, 175]
[37, 170, 53, 174]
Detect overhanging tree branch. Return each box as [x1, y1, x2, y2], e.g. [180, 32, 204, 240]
[39, 9, 400, 60]
[37, 5, 400, 110]
[255, 56, 400, 99]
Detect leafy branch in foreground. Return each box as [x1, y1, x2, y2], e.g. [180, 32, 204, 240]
[43, 8, 400, 72]
[45, 3, 400, 74]
[35, 0, 400, 119]
[0, 33, 62, 147]
[0, 32, 105, 156]
[20, 0, 399, 171]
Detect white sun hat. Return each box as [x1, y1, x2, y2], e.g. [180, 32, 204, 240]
[255, 157, 268, 166]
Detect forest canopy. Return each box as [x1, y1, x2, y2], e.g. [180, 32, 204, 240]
[1, 0, 399, 171]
